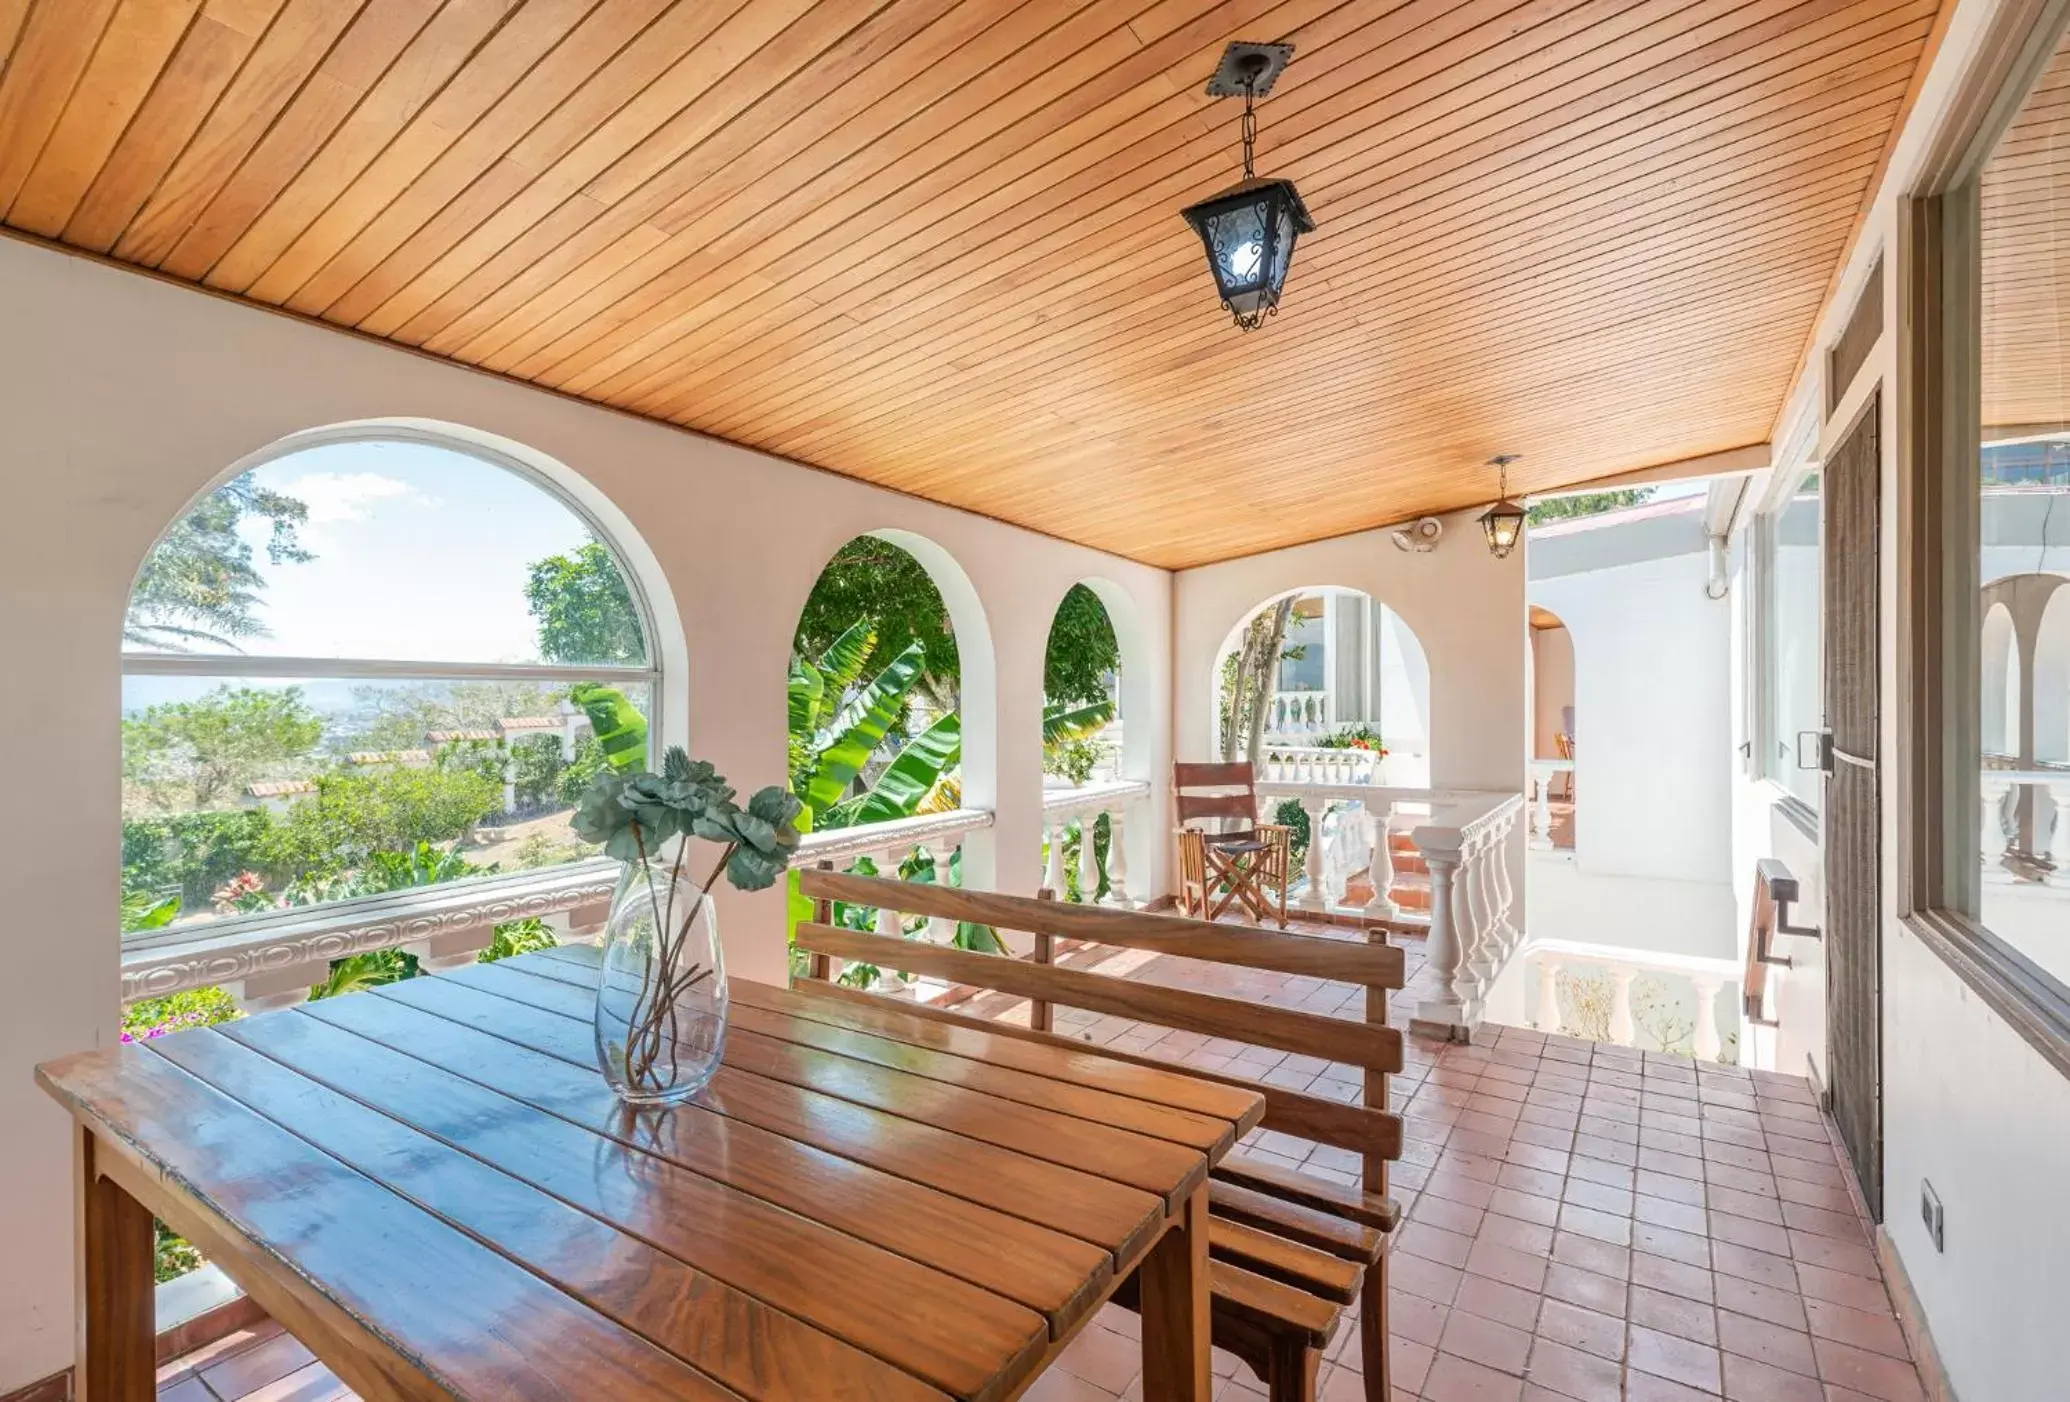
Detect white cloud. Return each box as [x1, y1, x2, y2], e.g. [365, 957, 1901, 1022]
[281, 471, 417, 525]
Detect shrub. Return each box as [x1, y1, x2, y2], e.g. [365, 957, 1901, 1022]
[480, 918, 557, 963]
[122, 810, 276, 912]
[509, 734, 566, 811]
[260, 767, 499, 883]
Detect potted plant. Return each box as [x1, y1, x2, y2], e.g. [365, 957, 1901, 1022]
[572, 747, 802, 1105]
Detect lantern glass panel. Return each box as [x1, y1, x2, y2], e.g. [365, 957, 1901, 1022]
[1205, 201, 1269, 296]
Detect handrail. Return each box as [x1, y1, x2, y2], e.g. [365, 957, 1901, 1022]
[1039, 779, 1150, 818]
[793, 807, 995, 865]
[1745, 857, 1817, 1026]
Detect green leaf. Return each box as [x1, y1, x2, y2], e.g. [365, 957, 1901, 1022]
[1043, 697, 1114, 749]
[569, 683, 649, 773]
[844, 710, 961, 827]
[804, 639, 928, 815]
[787, 657, 826, 740]
[817, 620, 878, 696]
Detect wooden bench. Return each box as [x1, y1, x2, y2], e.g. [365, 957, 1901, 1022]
[792, 869, 1407, 1402]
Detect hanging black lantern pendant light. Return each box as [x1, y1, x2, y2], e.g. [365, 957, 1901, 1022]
[1480, 455, 1529, 559]
[1182, 43, 1314, 332]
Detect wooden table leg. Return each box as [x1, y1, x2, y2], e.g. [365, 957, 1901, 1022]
[1137, 1183, 1210, 1402]
[76, 1126, 154, 1402]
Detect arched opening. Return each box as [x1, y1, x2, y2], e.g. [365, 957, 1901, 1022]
[2032, 583, 2070, 765]
[119, 423, 669, 1279]
[1208, 587, 1431, 915]
[1530, 605, 1577, 850]
[1039, 583, 1123, 903]
[785, 531, 996, 985]
[1984, 600, 2019, 759]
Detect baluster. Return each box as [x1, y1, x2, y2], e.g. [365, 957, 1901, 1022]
[1297, 798, 1330, 911]
[1462, 837, 1496, 997]
[1363, 802, 1398, 920]
[1075, 812, 1101, 903]
[1415, 850, 1468, 1034]
[1042, 817, 1066, 897]
[1101, 809, 1132, 907]
[1691, 975, 1723, 1062]
[1532, 771, 1554, 850]
[1608, 966, 1638, 1046]
[924, 841, 957, 944]
[1983, 775, 2014, 866]
[873, 848, 909, 992]
[1491, 820, 1519, 950]
[2052, 782, 2070, 872]
[1535, 955, 1564, 1033]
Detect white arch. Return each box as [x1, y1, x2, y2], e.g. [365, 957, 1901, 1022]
[1208, 585, 1432, 779]
[1048, 577, 1151, 784]
[120, 416, 688, 747]
[2036, 583, 2070, 764]
[1984, 600, 2019, 759]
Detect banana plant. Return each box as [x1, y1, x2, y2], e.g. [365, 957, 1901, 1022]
[789, 623, 958, 827]
[569, 681, 649, 774]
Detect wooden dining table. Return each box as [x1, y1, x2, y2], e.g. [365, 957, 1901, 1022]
[39, 945, 1264, 1402]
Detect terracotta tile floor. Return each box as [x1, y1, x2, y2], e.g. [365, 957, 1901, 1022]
[158, 922, 1930, 1402]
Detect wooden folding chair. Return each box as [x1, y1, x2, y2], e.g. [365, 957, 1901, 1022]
[1174, 762, 1291, 927]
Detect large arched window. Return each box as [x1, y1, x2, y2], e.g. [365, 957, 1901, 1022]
[121, 432, 657, 937]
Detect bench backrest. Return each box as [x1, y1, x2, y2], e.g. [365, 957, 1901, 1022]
[792, 868, 1404, 1189]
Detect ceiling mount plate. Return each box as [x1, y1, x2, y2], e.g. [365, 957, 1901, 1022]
[1205, 42, 1294, 98]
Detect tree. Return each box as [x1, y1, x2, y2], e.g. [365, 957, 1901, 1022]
[1527, 487, 1656, 525]
[525, 541, 646, 664]
[123, 685, 324, 810]
[1044, 584, 1121, 705]
[259, 767, 500, 881]
[349, 680, 567, 753]
[795, 537, 960, 712]
[1219, 597, 1296, 765]
[125, 473, 311, 649]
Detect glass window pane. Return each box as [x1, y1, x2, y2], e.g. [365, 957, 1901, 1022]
[1978, 31, 2070, 978]
[124, 439, 647, 666]
[120, 674, 649, 935]
[1765, 475, 1823, 808]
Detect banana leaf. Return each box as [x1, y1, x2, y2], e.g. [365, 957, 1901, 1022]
[787, 656, 826, 739]
[816, 620, 877, 697]
[804, 639, 927, 815]
[1043, 697, 1115, 748]
[785, 805, 816, 944]
[569, 682, 649, 773]
[829, 711, 961, 828]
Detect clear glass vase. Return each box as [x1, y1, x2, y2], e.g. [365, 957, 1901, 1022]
[594, 852, 727, 1106]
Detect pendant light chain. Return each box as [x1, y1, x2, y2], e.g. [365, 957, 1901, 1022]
[1241, 79, 1258, 179]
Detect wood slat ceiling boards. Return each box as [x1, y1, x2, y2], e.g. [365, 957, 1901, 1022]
[1983, 33, 2070, 436]
[0, 0, 1943, 568]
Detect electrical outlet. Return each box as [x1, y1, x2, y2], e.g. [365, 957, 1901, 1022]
[1920, 1180, 1945, 1252]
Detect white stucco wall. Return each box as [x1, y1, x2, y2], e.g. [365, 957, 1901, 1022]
[1530, 625, 1574, 759]
[0, 238, 1174, 1391]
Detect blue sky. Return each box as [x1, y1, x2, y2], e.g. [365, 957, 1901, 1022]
[124, 440, 612, 715]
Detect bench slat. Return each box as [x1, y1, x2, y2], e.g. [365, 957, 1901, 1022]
[799, 869, 1405, 987]
[1207, 1262, 1340, 1347]
[1208, 1182, 1383, 1265]
[1207, 1220, 1362, 1306]
[794, 923, 1403, 1072]
[1212, 1151, 1402, 1232]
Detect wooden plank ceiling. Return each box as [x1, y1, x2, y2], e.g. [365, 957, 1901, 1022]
[1983, 30, 2070, 434]
[0, 0, 1939, 568]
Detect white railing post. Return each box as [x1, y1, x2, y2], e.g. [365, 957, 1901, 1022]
[2052, 781, 2070, 871]
[1415, 849, 1468, 1035]
[1296, 797, 1329, 912]
[1535, 955, 1563, 1033]
[1462, 835, 1496, 997]
[1983, 775, 2014, 865]
[1532, 772, 1554, 850]
[1074, 814, 1101, 904]
[1363, 802, 1398, 920]
[872, 847, 911, 992]
[1042, 818, 1066, 897]
[923, 841, 957, 944]
[1102, 809, 1132, 908]
[1691, 974, 1723, 1062]
[1608, 965, 1638, 1046]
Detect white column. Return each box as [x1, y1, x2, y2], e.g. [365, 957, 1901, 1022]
[2052, 782, 2070, 870]
[1362, 802, 1398, 920]
[1535, 956, 1563, 1033]
[1532, 770, 1554, 850]
[1101, 809, 1132, 907]
[1042, 818, 1066, 897]
[1691, 974, 1723, 1063]
[924, 842, 957, 944]
[1983, 775, 2014, 866]
[1296, 798, 1329, 911]
[1075, 813, 1101, 903]
[1608, 966, 1638, 1047]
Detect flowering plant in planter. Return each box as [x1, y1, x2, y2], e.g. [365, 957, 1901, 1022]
[572, 747, 802, 1104]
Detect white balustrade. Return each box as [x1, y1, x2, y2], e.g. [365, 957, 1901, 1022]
[1519, 940, 1745, 1064]
[2053, 781, 2070, 869]
[1406, 791, 1528, 1041]
[1259, 745, 1380, 786]
[1529, 758, 1574, 850]
[1981, 768, 2070, 874]
[1364, 802, 1398, 920]
[1040, 780, 1151, 906]
[1983, 773, 2015, 865]
[795, 808, 997, 992]
[1265, 690, 1332, 737]
[1296, 797, 1329, 912]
